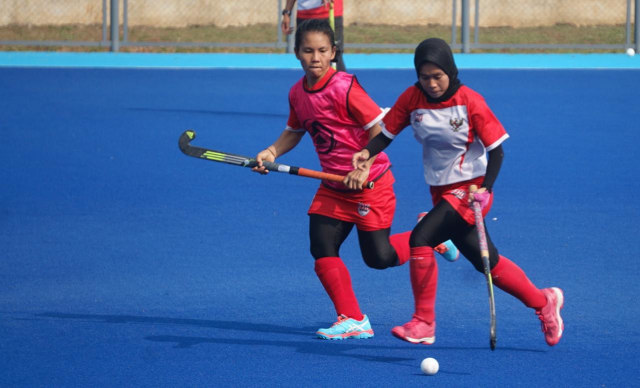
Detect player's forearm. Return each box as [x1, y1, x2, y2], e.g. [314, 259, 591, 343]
[482, 145, 504, 191]
[284, 0, 296, 12]
[270, 130, 304, 158]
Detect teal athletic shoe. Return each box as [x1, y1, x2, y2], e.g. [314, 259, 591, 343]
[417, 212, 460, 262]
[316, 314, 374, 340]
[434, 240, 460, 262]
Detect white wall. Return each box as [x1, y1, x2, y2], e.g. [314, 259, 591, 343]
[0, 0, 627, 28]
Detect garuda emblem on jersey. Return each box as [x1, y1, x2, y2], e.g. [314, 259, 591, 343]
[357, 202, 370, 217]
[449, 117, 465, 132]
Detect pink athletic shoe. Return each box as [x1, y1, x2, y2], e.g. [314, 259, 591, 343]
[536, 287, 564, 346]
[391, 317, 435, 345]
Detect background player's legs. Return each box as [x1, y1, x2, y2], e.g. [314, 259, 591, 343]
[334, 16, 346, 71]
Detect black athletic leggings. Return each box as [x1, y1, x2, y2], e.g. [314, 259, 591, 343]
[309, 214, 398, 269]
[411, 200, 500, 272]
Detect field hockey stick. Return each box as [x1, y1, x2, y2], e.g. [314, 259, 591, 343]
[328, 0, 337, 70]
[469, 184, 497, 351]
[179, 130, 373, 189]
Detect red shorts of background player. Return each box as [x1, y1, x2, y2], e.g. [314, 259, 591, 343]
[430, 176, 493, 225]
[308, 170, 396, 231]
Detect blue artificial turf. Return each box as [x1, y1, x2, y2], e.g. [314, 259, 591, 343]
[1, 61, 639, 386]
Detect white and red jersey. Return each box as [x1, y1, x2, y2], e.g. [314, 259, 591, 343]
[297, 0, 343, 18]
[382, 85, 508, 187]
[287, 68, 389, 190]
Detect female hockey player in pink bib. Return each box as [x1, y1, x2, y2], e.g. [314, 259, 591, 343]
[253, 21, 458, 340]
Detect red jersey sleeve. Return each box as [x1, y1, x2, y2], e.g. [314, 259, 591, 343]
[466, 89, 508, 150]
[286, 94, 303, 131]
[381, 86, 415, 138]
[346, 77, 385, 130]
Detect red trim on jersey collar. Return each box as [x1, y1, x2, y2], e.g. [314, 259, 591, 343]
[304, 67, 337, 92]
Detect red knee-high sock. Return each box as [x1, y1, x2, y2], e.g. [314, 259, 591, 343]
[314, 257, 364, 320]
[491, 255, 546, 309]
[410, 246, 438, 323]
[390, 231, 411, 266]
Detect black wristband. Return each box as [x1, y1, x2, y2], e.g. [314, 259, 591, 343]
[364, 132, 393, 157]
[282, 9, 292, 16]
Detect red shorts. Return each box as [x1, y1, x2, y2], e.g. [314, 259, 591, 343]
[430, 176, 493, 225]
[308, 170, 396, 231]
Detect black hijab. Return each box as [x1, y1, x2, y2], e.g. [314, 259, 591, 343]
[413, 38, 462, 103]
